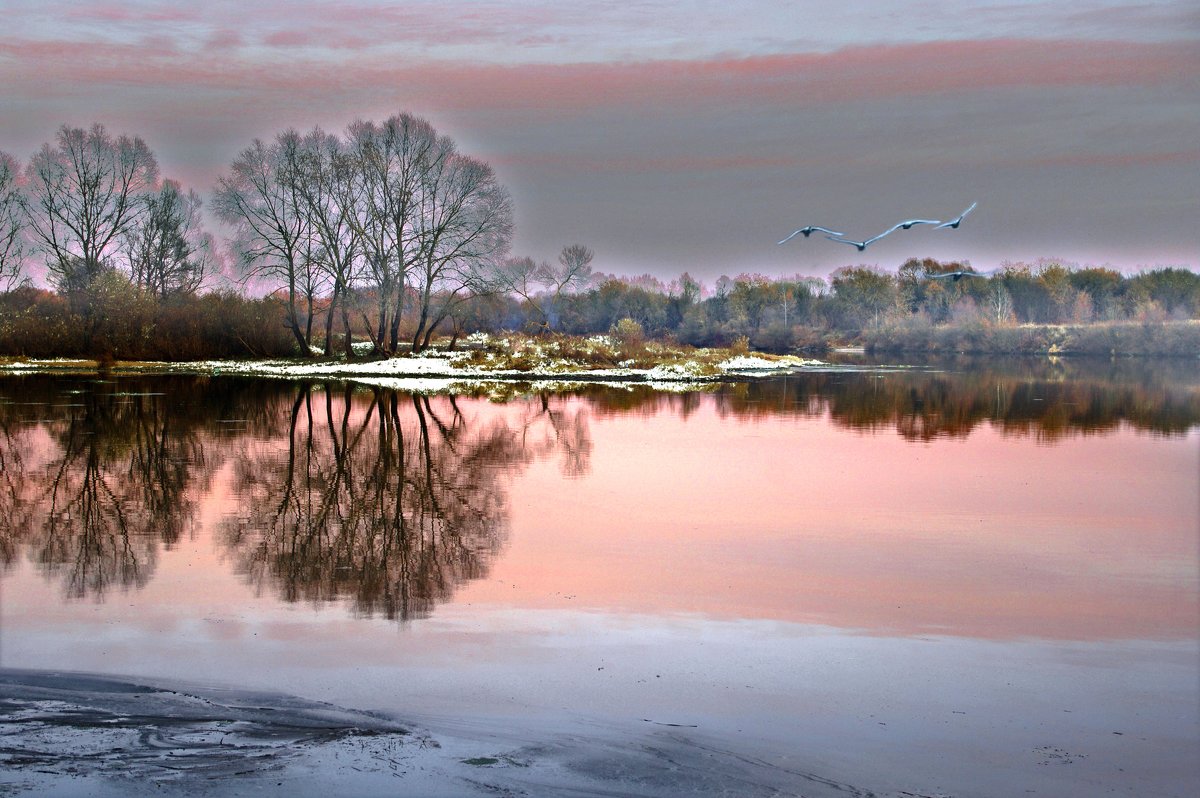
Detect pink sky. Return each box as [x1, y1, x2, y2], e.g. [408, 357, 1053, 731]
[1, 1, 1197, 281]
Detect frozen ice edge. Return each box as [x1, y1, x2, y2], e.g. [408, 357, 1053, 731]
[0, 667, 879, 797]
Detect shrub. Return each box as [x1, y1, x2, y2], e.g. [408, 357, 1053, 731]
[751, 322, 795, 353]
[0, 287, 298, 360]
[605, 318, 646, 364]
[610, 317, 645, 346]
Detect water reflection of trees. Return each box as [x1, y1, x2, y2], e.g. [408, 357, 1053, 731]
[1, 358, 1193, 603]
[0, 377, 218, 597]
[571, 358, 1200, 441]
[0, 376, 590, 610]
[218, 386, 588, 620]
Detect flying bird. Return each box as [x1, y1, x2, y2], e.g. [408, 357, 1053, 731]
[825, 228, 897, 251]
[892, 219, 941, 230]
[935, 202, 978, 229]
[928, 267, 1000, 281]
[778, 225, 845, 245]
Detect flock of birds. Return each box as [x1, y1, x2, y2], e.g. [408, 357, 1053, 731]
[779, 202, 987, 279]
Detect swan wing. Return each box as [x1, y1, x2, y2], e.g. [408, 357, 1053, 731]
[864, 227, 899, 245]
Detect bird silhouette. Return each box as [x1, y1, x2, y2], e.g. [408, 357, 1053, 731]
[778, 225, 845, 245]
[893, 219, 941, 230]
[928, 267, 1000, 281]
[825, 228, 897, 251]
[935, 202, 978, 229]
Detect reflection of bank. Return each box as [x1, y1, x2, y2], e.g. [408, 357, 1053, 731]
[693, 359, 1200, 441]
[534, 358, 1200, 441]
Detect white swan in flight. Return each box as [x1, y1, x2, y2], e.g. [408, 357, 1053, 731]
[928, 267, 1000, 281]
[935, 202, 978, 229]
[892, 219, 941, 230]
[778, 225, 845, 245]
[825, 228, 896, 251]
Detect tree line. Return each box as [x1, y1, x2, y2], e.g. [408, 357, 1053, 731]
[1, 119, 1198, 361]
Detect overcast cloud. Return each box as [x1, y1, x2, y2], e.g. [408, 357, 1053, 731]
[2, 0, 1196, 281]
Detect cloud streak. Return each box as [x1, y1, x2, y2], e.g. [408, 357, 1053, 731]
[3, 37, 1194, 109]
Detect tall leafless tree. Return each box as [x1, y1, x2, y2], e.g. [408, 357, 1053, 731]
[0, 152, 25, 290]
[219, 115, 512, 356]
[123, 179, 211, 298]
[23, 124, 158, 293]
[346, 114, 436, 355]
[214, 133, 324, 354]
[292, 129, 362, 358]
[408, 143, 514, 352]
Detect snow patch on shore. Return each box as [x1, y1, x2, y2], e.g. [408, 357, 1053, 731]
[0, 350, 822, 387]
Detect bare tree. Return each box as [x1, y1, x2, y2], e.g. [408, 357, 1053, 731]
[219, 115, 512, 356]
[988, 280, 1015, 324]
[346, 114, 436, 355]
[493, 244, 595, 333]
[0, 152, 25, 290]
[291, 129, 362, 357]
[23, 124, 158, 293]
[123, 179, 210, 298]
[558, 244, 594, 283]
[214, 134, 324, 354]
[408, 143, 513, 352]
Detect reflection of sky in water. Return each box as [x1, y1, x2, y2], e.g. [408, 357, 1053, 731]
[1, 370, 1197, 796]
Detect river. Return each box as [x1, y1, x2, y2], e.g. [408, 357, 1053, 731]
[1, 357, 1197, 796]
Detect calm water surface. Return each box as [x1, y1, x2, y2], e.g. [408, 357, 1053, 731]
[2, 359, 1197, 796]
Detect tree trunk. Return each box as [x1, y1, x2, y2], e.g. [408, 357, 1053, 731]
[323, 287, 339, 357]
[410, 287, 431, 353]
[389, 278, 405, 353]
[285, 273, 309, 355]
[375, 275, 392, 355]
[340, 289, 354, 358]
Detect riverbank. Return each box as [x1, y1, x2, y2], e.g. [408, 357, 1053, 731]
[0, 333, 819, 389]
[864, 319, 1200, 357]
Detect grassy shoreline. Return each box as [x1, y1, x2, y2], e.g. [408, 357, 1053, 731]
[0, 333, 818, 384]
[1, 323, 1196, 386]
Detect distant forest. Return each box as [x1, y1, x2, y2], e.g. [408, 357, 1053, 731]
[1, 119, 1198, 361]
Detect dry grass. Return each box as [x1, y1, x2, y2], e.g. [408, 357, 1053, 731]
[451, 332, 770, 375]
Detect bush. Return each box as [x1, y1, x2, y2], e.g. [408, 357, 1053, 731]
[610, 317, 644, 345]
[0, 287, 298, 360]
[751, 322, 795, 353]
[609, 318, 646, 363]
